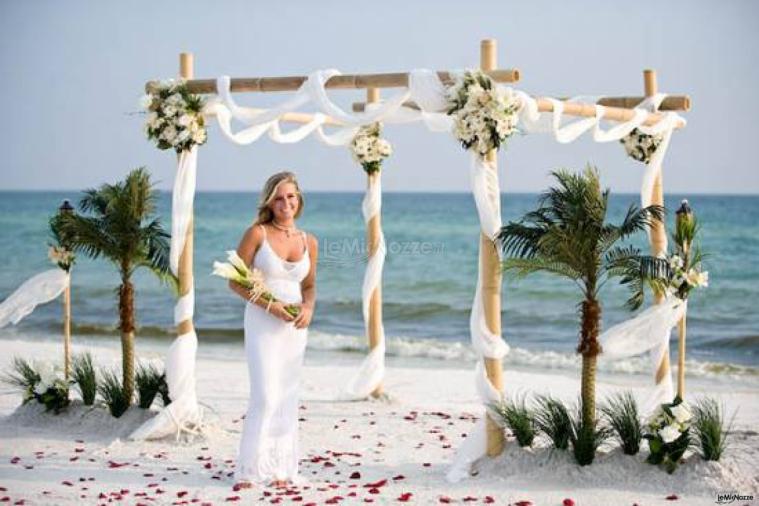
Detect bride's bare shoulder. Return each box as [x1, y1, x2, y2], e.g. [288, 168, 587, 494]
[238, 225, 265, 256]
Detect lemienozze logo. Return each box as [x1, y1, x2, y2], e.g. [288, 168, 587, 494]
[716, 492, 754, 504]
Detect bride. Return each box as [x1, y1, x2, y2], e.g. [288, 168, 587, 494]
[228, 171, 318, 489]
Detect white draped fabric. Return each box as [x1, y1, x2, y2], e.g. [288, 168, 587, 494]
[151, 68, 683, 472]
[130, 147, 203, 441]
[600, 296, 686, 413]
[0, 269, 69, 328]
[342, 174, 387, 399]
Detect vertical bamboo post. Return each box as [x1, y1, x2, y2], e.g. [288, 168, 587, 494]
[366, 87, 384, 398]
[63, 280, 71, 380]
[644, 69, 671, 393]
[480, 39, 505, 457]
[176, 52, 195, 338]
[675, 201, 692, 399]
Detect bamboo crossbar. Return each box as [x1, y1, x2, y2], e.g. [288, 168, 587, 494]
[353, 95, 690, 113]
[145, 69, 520, 95]
[352, 96, 686, 129]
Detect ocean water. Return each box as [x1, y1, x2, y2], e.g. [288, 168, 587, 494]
[0, 191, 757, 379]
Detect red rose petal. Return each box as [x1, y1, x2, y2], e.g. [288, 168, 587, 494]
[349, 471, 361, 479]
[483, 497, 495, 504]
[397, 492, 413, 502]
[563, 500, 575, 506]
[666, 495, 679, 501]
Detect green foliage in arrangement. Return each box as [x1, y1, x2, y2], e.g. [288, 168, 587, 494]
[644, 396, 692, 474]
[693, 397, 734, 462]
[72, 352, 97, 406]
[569, 403, 612, 466]
[98, 369, 131, 418]
[135, 363, 165, 409]
[533, 394, 572, 451]
[491, 395, 536, 447]
[2, 357, 70, 414]
[600, 392, 643, 455]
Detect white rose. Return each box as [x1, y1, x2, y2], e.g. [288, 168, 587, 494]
[191, 129, 206, 144]
[176, 129, 190, 143]
[162, 125, 177, 142]
[139, 94, 154, 109]
[162, 105, 178, 117]
[670, 403, 692, 423]
[669, 255, 684, 270]
[658, 424, 682, 444]
[177, 114, 193, 127]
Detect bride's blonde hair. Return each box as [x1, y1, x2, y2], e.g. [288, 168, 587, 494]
[254, 171, 305, 225]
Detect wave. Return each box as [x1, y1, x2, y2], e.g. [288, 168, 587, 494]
[696, 334, 759, 350]
[5, 323, 757, 380]
[304, 331, 759, 380]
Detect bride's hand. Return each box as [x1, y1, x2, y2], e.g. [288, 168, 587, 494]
[269, 301, 296, 322]
[293, 304, 313, 329]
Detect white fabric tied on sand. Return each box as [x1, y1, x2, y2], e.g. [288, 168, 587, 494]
[600, 296, 686, 413]
[342, 173, 387, 399]
[0, 269, 70, 328]
[130, 146, 203, 441]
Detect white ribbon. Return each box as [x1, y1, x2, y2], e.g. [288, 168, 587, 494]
[0, 269, 70, 328]
[342, 174, 387, 399]
[600, 296, 686, 413]
[132, 146, 201, 441]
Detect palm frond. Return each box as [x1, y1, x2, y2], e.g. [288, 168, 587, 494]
[502, 257, 583, 282]
[497, 222, 546, 258]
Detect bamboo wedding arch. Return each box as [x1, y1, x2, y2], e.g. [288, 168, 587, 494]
[132, 39, 691, 477]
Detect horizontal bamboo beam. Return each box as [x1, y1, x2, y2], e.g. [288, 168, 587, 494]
[352, 96, 686, 129]
[353, 94, 690, 113]
[596, 95, 690, 111]
[145, 68, 520, 95]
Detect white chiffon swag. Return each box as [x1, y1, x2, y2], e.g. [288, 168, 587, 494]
[0, 269, 70, 329]
[133, 68, 684, 481]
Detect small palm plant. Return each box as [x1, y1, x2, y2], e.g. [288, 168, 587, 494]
[497, 167, 667, 432]
[56, 168, 175, 405]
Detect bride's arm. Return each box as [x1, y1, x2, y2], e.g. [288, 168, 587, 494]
[294, 234, 318, 329]
[228, 226, 261, 303]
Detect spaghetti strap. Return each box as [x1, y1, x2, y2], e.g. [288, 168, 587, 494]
[300, 230, 308, 252]
[259, 224, 267, 239]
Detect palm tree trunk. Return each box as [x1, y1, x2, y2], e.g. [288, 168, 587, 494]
[118, 273, 136, 404]
[578, 298, 602, 427]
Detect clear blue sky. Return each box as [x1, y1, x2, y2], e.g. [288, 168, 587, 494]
[1, 0, 757, 194]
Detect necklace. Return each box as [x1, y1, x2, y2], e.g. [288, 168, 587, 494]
[271, 220, 297, 238]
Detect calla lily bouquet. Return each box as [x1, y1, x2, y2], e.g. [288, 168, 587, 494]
[212, 250, 300, 317]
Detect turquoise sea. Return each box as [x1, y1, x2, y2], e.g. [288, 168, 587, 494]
[0, 191, 757, 378]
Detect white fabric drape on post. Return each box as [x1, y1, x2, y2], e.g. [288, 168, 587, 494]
[600, 296, 686, 413]
[130, 147, 203, 441]
[0, 269, 70, 328]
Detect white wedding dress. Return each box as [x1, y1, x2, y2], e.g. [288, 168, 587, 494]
[236, 225, 310, 484]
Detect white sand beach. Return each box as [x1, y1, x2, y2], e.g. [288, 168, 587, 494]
[0, 337, 756, 506]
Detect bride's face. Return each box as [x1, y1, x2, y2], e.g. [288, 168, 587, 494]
[269, 182, 300, 222]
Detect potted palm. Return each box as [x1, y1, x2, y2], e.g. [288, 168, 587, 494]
[56, 168, 175, 408]
[497, 167, 667, 461]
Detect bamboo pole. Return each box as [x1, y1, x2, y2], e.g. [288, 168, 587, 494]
[366, 87, 384, 398]
[480, 38, 505, 457]
[644, 69, 672, 393]
[146, 68, 520, 95]
[63, 281, 71, 380]
[176, 52, 195, 338]
[352, 96, 687, 129]
[675, 201, 692, 399]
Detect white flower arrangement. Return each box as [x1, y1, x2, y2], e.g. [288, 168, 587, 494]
[621, 128, 664, 164]
[663, 252, 709, 300]
[349, 123, 392, 174]
[446, 70, 520, 157]
[48, 245, 75, 272]
[644, 397, 692, 473]
[142, 79, 207, 153]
